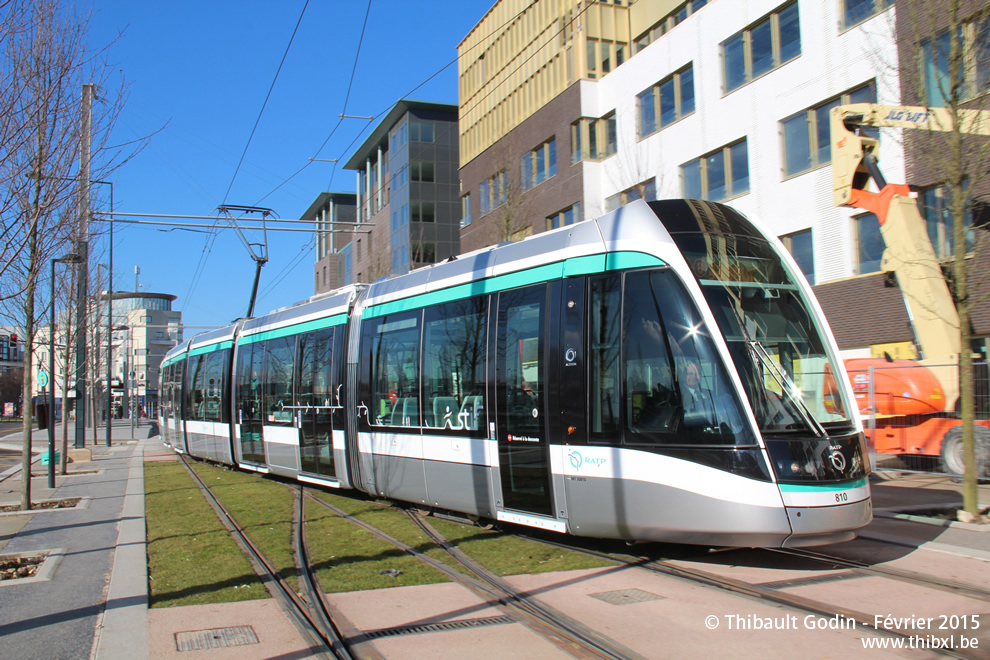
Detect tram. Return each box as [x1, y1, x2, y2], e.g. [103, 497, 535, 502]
[160, 199, 871, 547]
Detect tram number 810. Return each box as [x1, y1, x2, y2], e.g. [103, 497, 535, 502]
[835, 492, 849, 503]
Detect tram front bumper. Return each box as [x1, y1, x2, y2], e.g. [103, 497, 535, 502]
[781, 498, 873, 547]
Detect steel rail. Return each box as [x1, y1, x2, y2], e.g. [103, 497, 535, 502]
[303, 491, 639, 659]
[510, 530, 980, 660]
[762, 546, 990, 603]
[177, 456, 352, 659]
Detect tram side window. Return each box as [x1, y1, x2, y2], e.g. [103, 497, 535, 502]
[298, 328, 335, 409]
[203, 349, 228, 422]
[366, 312, 421, 427]
[182, 356, 197, 421]
[590, 276, 621, 439]
[158, 364, 169, 417]
[172, 360, 185, 419]
[188, 353, 208, 421]
[264, 337, 295, 425]
[235, 343, 263, 425]
[422, 296, 487, 432]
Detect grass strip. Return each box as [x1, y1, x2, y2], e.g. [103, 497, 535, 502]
[305, 497, 451, 593]
[428, 517, 618, 576]
[145, 461, 267, 608]
[309, 490, 471, 577]
[188, 461, 299, 591]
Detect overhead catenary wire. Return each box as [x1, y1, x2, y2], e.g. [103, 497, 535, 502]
[181, 1, 575, 317]
[250, 0, 375, 208]
[254, 0, 541, 205]
[183, 0, 311, 312]
[245, 1, 562, 302]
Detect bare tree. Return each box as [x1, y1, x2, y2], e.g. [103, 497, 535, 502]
[487, 167, 534, 244]
[899, 0, 990, 517]
[0, 0, 131, 510]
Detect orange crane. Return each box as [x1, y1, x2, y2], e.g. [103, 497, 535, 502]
[830, 103, 990, 477]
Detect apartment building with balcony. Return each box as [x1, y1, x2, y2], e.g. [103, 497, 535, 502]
[305, 100, 462, 295]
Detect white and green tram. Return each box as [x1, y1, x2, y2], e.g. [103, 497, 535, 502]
[160, 199, 871, 547]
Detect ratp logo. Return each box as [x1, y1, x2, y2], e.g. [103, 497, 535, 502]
[568, 450, 606, 470]
[568, 450, 582, 469]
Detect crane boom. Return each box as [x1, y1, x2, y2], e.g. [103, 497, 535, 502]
[830, 103, 990, 409]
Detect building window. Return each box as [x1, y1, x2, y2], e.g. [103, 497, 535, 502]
[682, 140, 749, 202]
[461, 194, 471, 228]
[781, 82, 876, 177]
[605, 180, 657, 212]
[923, 15, 990, 107]
[841, 0, 892, 30]
[723, 2, 800, 93]
[410, 120, 434, 143]
[638, 65, 695, 138]
[780, 230, 815, 284]
[586, 38, 629, 79]
[570, 120, 582, 164]
[634, 0, 707, 53]
[411, 201, 435, 223]
[921, 184, 978, 259]
[410, 162, 434, 182]
[571, 113, 616, 163]
[480, 171, 508, 215]
[855, 213, 884, 275]
[392, 124, 408, 151]
[521, 137, 556, 192]
[412, 242, 436, 266]
[547, 203, 581, 230]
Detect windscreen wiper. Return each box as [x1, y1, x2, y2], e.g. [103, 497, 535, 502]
[748, 341, 826, 437]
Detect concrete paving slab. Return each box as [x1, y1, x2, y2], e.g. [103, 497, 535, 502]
[147, 600, 318, 659]
[504, 567, 919, 660]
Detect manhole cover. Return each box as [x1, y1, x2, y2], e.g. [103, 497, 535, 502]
[588, 588, 666, 605]
[175, 626, 259, 651]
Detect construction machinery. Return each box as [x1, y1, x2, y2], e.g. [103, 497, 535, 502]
[830, 103, 990, 477]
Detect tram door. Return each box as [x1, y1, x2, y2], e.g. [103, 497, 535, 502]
[297, 328, 336, 478]
[171, 361, 186, 453]
[234, 342, 266, 465]
[495, 284, 553, 517]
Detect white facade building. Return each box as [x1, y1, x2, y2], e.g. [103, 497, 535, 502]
[582, 0, 902, 287]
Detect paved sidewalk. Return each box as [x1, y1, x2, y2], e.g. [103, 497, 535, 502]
[0, 424, 987, 659]
[0, 421, 154, 660]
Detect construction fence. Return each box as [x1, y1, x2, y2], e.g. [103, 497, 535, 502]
[850, 360, 990, 480]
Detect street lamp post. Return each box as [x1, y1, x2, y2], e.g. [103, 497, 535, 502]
[27, 172, 113, 450]
[94, 180, 114, 447]
[112, 325, 129, 437]
[50, 253, 82, 489]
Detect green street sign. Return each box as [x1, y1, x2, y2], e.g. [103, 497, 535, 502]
[38, 371, 49, 388]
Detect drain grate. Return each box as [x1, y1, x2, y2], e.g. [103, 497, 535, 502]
[758, 570, 867, 590]
[363, 615, 515, 639]
[175, 625, 259, 651]
[588, 588, 666, 605]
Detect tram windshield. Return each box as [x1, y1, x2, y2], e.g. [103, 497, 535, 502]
[672, 232, 853, 435]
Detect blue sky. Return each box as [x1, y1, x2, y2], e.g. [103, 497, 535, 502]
[87, 0, 490, 331]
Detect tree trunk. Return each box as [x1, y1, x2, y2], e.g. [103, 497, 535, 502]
[19, 226, 39, 512]
[59, 305, 71, 475]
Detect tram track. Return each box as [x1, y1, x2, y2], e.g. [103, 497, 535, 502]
[508, 529, 986, 660]
[177, 456, 353, 659]
[762, 545, 990, 603]
[303, 490, 643, 659]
